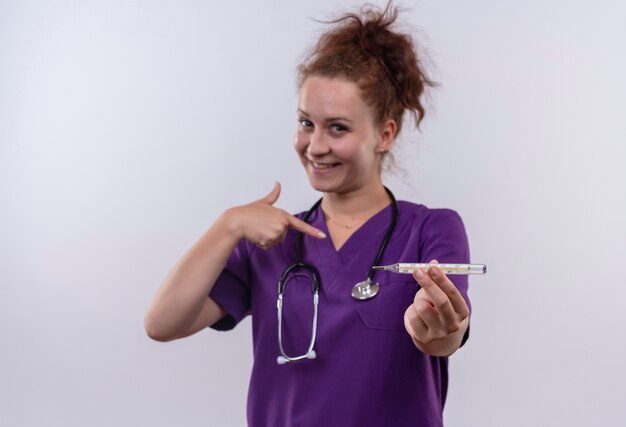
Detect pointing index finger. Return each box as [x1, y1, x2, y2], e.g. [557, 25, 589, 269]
[286, 214, 326, 239]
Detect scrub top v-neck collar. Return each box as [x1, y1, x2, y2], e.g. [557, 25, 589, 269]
[308, 202, 394, 270]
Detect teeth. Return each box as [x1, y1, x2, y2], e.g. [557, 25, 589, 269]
[313, 162, 337, 169]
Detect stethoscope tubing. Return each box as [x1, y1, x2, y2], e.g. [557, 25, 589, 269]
[276, 187, 398, 364]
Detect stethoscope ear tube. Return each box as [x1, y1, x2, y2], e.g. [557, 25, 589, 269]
[276, 265, 320, 364]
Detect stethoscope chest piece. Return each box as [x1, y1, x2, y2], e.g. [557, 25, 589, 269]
[351, 278, 380, 300]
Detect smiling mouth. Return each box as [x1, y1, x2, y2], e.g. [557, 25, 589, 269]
[311, 161, 340, 170]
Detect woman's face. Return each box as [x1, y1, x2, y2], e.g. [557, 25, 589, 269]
[295, 76, 394, 195]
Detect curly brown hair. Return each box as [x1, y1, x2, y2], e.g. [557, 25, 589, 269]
[297, 1, 435, 136]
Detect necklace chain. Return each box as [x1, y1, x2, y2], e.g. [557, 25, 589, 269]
[326, 216, 368, 229]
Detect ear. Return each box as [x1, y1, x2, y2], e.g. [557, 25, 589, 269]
[378, 119, 397, 152]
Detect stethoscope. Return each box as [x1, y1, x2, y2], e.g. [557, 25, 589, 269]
[276, 187, 398, 365]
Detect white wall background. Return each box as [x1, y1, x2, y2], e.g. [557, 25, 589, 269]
[2, 1, 625, 426]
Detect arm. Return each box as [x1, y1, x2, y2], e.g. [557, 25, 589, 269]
[143, 212, 240, 342]
[144, 183, 325, 342]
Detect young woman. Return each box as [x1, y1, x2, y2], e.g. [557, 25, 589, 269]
[145, 3, 471, 426]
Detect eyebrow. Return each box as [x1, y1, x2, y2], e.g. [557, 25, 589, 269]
[297, 109, 353, 123]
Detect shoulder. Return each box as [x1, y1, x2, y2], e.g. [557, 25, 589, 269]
[395, 201, 468, 251]
[395, 201, 469, 263]
[397, 200, 464, 228]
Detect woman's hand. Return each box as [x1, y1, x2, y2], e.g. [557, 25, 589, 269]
[404, 259, 470, 356]
[224, 182, 326, 249]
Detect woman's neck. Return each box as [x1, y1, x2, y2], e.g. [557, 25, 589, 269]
[321, 184, 390, 221]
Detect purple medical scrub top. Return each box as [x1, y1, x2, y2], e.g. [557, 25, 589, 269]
[209, 200, 471, 427]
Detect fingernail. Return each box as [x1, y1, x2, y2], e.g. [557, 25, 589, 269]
[414, 268, 424, 280]
[428, 266, 438, 277]
[318, 231, 326, 239]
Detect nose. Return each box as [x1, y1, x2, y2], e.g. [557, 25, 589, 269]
[305, 129, 330, 157]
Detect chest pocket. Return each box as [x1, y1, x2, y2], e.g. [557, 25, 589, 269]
[356, 278, 418, 331]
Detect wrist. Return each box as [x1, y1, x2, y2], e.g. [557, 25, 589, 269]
[217, 208, 244, 241]
[412, 336, 457, 357]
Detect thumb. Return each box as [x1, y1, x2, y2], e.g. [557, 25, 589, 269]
[258, 182, 281, 205]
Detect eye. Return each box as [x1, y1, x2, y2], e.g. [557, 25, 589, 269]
[330, 123, 349, 133]
[298, 118, 313, 129]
